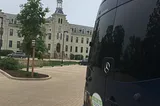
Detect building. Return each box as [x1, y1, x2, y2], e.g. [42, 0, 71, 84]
[0, 0, 93, 59]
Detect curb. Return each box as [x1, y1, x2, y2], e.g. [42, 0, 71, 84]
[0, 70, 52, 81]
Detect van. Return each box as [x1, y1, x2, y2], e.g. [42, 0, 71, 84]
[83, 0, 160, 106]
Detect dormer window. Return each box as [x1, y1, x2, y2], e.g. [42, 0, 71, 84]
[11, 19, 14, 23]
[82, 29, 85, 34]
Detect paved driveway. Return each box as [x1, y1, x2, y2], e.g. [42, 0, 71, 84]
[0, 65, 86, 106]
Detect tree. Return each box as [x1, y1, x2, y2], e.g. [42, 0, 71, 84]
[35, 36, 48, 60]
[17, 0, 49, 71]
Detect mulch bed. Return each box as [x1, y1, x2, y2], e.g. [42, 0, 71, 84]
[4, 70, 49, 78]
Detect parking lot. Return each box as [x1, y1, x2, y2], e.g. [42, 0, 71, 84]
[0, 65, 86, 106]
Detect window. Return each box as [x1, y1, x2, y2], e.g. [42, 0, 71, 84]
[65, 45, 68, 52]
[17, 30, 21, 37]
[71, 28, 74, 32]
[48, 44, 51, 50]
[81, 47, 83, 53]
[58, 18, 60, 23]
[1, 40, 3, 47]
[60, 33, 62, 40]
[87, 31, 89, 34]
[86, 47, 88, 53]
[90, 31, 92, 35]
[74, 28, 76, 33]
[61, 19, 63, 24]
[86, 38, 89, 44]
[75, 46, 78, 52]
[9, 40, 12, 48]
[81, 38, 84, 43]
[70, 46, 72, 52]
[89, 9, 116, 68]
[71, 36, 73, 42]
[11, 19, 14, 23]
[76, 37, 78, 43]
[17, 41, 20, 48]
[108, 0, 159, 81]
[10, 29, 13, 36]
[66, 35, 69, 42]
[82, 29, 85, 34]
[57, 33, 59, 39]
[48, 33, 51, 40]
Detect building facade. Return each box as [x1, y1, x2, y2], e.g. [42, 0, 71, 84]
[0, 0, 93, 59]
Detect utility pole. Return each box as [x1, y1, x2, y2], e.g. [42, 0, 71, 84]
[61, 31, 68, 66]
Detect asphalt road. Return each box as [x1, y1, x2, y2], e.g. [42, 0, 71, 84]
[0, 65, 86, 106]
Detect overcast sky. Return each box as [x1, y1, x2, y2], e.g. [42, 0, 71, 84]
[0, 0, 102, 27]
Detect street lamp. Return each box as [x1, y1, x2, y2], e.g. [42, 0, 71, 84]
[31, 39, 36, 78]
[61, 31, 68, 66]
[0, 17, 3, 52]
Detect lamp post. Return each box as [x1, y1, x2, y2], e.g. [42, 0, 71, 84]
[0, 17, 3, 53]
[31, 40, 36, 78]
[61, 31, 68, 66]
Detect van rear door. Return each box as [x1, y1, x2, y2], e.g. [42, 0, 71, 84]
[104, 0, 160, 106]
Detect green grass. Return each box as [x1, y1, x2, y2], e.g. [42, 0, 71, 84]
[20, 60, 78, 68]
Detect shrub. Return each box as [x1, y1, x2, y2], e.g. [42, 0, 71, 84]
[70, 54, 75, 60]
[0, 57, 20, 70]
[75, 55, 84, 60]
[0, 50, 14, 56]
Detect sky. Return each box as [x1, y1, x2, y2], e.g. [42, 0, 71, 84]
[0, 0, 102, 27]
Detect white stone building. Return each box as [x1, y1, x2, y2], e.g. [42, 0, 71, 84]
[0, 0, 93, 59]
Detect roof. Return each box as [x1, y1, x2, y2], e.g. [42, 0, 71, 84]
[70, 23, 93, 29]
[55, 8, 64, 14]
[4, 13, 17, 19]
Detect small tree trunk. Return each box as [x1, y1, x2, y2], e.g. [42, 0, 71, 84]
[26, 55, 30, 72]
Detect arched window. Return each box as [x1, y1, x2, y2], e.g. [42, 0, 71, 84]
[61, 19, 63, 24]
[58, 18, 60, 23]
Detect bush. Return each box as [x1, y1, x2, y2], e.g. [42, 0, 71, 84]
[0, 57, 20, 70]
[75, 55, 84, 60]
[0, 50, 14, 56]
[70, 54, 75, 60]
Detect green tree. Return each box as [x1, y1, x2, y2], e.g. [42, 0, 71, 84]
[17, 0, 49, 71]
[35, 36, 48, 60]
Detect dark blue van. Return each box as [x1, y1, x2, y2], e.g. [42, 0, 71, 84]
[83, 0, 160, 106]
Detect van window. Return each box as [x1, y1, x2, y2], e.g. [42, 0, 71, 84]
[89, 9, 117, 67]
[112, 0, 159, 81]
